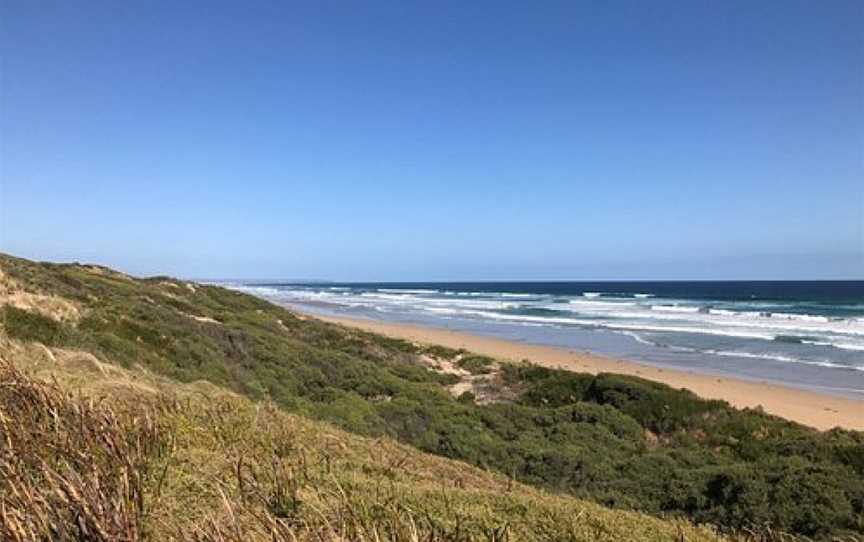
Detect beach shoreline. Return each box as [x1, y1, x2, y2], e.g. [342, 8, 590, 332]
[306, 311, 864, 431]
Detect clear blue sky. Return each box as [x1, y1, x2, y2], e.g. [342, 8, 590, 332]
[1, 1, 862, 280]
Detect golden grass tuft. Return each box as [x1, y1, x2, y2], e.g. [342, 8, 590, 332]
[0, 357, 166, 541]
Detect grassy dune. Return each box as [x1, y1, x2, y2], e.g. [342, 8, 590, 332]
[0, 345, 723, 541]
[1, 252, 862, 540]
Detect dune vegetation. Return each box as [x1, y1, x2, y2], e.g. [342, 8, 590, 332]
[1, 252, 862, 541]
[0, 348, 728, 542]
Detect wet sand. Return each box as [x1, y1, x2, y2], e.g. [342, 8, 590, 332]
[314, 313, 864, 431]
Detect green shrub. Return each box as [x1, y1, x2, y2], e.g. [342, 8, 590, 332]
[1, 305, 69, 346]
[457, 390, 475, 403]
[456, 355, 494, 374]
[422, 344, 464, 359]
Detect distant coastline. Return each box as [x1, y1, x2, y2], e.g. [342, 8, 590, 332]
[310, 311, 864, 432]
[230, 280, 864, 402]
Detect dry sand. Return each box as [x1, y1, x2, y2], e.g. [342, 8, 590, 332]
[315, 313, 864, 431]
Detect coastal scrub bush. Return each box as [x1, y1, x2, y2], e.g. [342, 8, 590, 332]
[421, 344, 464, 359]
[1, 305, 70, 346]
[456, 354, 495, 374]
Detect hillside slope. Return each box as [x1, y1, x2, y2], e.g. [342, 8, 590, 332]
[1, 338, 725, 541]
[1, 253, 862, 540]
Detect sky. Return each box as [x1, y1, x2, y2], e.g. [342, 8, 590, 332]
[1, 1, 862, 280]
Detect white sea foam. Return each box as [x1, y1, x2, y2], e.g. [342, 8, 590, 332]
[423, 307, 461, 315]
[795, 339, 864, 351]
[768, 313, 830, 323]
[832, 342, 864, 351]
[434, 308, 781, 342]
[235, 286, 281, 296]
[706, 349, 800, 364]
[703, 350, 864, 371]
[378, 288, 439, 294]
[618, 331, 657, 346]
[568, 299, 636, 308]
[582, 292, 602, 298]
[461, 310, 597, 327]
[602, 322, 776, 340]
[360, 293, 417, 302]
[561, 301, 864, 338]
[633, 293, 654, 298]
[698, 315, 864, 337]
[650, 305, 700, 313]
[420, 298, 517, 310]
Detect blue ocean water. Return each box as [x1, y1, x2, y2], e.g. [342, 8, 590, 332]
[228, 281, 864, 398]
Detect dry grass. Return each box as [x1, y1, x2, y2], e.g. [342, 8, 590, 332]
[0, 268, 81, 323]
[0, 357, 166, 541]
[0, 343, 737, 542]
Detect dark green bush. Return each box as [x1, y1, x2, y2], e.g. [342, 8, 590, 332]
[458, 390, 476, 403]
[2, 305, 69, 346]
[456, 355, 494, 374]
[422, 344, 464, 359]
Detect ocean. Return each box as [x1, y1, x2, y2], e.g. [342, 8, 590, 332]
[227, 281, 864, 399]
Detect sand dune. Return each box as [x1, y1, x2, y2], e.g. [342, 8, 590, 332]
[318, 314, 864, 431]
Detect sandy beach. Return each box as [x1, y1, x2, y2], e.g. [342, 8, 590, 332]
[314, 313, 864, 431]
